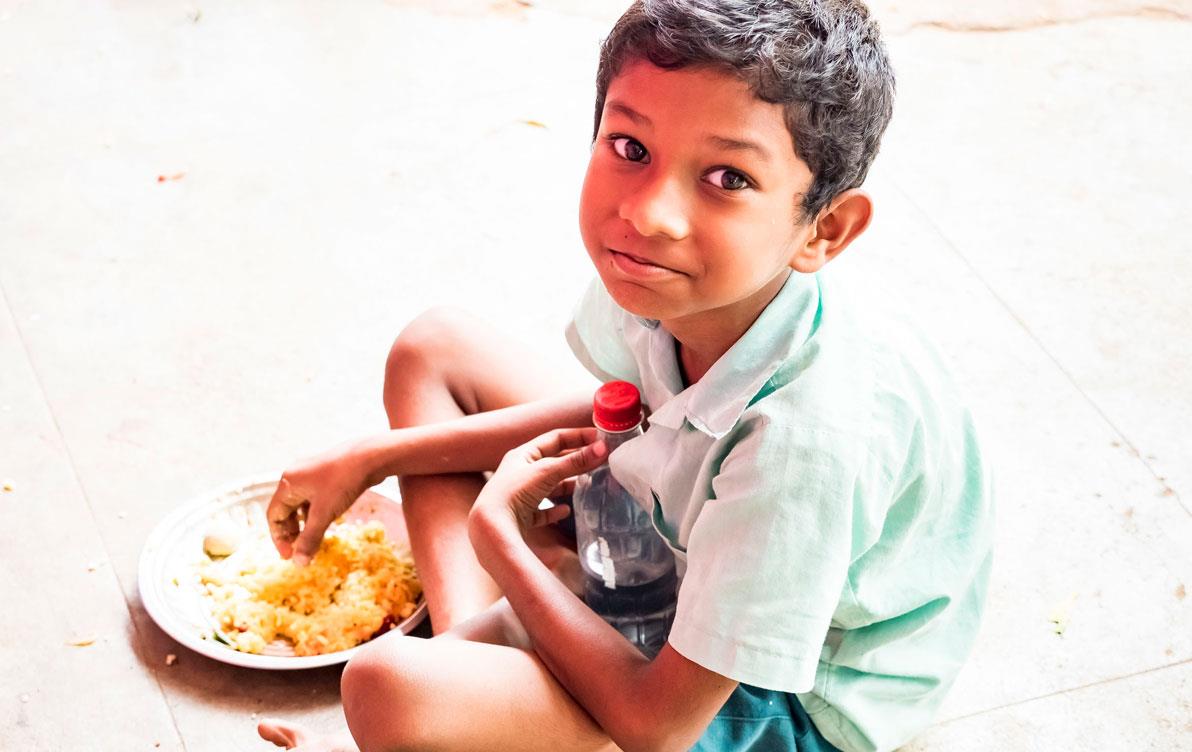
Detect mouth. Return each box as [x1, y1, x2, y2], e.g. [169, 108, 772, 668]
[608, 248, 683, 277]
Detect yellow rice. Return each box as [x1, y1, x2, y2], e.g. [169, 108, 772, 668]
[198, 520, 421, 656]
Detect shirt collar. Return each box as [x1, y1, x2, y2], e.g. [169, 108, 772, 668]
[643, 271, 822, 438]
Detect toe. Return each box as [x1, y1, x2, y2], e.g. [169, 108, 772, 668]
[257, 718, 309, 749]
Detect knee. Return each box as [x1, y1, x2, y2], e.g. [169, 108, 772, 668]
[384, 307, 480, 419]
[341, 637, 430, 752]
[385, 306, 475, 380]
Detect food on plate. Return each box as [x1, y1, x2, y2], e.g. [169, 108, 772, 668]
[197, 519, 421, 656]
[202, 520, 243, 557]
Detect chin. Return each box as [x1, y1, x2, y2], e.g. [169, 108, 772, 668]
[599, 274, 675, 321]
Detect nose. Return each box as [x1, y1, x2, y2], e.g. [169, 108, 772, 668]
[618, 172, 690, 241]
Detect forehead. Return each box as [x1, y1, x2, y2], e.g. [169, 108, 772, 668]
[604, 59, 798, 162]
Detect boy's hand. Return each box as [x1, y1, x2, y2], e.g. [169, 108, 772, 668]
[266, 441, 375, 566]
[472, 428, 608, 539]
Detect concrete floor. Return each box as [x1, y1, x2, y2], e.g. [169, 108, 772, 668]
[1, 1, 1189, 750]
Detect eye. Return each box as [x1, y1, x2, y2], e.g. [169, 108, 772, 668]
[704, 168, 752, 191]
[610, 136, 649, 163]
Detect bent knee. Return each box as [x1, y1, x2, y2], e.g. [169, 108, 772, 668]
[386, 306, 478, 378]
[384, 307, 484, 421]
[341, 637, 432, 752]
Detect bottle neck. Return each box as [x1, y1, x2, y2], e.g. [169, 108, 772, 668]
[596, 423, 643, 452]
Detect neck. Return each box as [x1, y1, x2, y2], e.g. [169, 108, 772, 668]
[666, 270, 791, 387]
[597, 424, 642, 451]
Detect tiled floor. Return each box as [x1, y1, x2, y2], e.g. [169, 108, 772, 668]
[1, 1, 1188, 750]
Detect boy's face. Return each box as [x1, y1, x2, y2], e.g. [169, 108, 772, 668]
[579, 60, 817, 325]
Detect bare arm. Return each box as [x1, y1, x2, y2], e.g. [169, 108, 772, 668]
[468, 430, 738, 752]
[268, 391, 593, 562]
[355, 390, 595, 482]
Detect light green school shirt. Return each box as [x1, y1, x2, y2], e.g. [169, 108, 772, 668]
[564, 269, 994, 752]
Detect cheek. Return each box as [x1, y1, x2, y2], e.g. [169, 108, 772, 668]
[579, 163, 621, 231]
[698, 212, 797, 286]
[702, 214, 768, 261]
[578, 175, 610, 260]
[578, 162, 604, 225]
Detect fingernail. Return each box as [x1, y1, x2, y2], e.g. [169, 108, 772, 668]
[292, 553, 310, 567]
[593, 440, 608, 458]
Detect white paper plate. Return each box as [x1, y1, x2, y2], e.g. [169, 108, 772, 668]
[138, 475, 427, 670]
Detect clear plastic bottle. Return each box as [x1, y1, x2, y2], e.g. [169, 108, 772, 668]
[572, 381, 677, 657]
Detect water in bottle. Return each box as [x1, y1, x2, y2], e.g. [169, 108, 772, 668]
[572, 381, 677, 657]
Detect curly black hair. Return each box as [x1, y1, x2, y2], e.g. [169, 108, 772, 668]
[594, 0, 896, 222]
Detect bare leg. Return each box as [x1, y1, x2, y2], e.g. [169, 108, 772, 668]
[259, 600, 618, 752]
[258, 311, 597, 751]
[341, 631, 620, 752]
[383, 307, 591, 632]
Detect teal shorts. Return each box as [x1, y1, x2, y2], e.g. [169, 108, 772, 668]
[692, 684, 840, 751]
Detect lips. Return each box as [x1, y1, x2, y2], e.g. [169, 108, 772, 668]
[608, 248, 681, 275]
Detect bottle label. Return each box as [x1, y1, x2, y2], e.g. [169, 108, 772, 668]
[597, 536, 616, 589]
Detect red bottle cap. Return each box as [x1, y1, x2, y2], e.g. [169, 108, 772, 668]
[593, 381, 642, 432]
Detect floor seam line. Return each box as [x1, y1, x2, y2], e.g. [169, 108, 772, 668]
[936, 657, 1192, 725]
[0, 271, 191, 752]
[886, 178, 1190, 519]
[888, 7, 1192, 36]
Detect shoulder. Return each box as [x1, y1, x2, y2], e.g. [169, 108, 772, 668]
[742, 272, 879, 444]
[732, 269, 990, 530]
[756, 268, 977, 450]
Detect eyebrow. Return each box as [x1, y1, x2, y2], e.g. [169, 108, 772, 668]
[606, 100, 652, 127]
[605, 99, 773, 164]
[705, 135, 773, 164]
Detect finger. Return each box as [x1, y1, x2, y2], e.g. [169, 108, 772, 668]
[290, 502, 334, 567]
[520, 427, 600, 461]
[548, 478, 577, 500]
[266, 477, 301, 559]
[533, 503, 572, 528]
[539, 448, 583, 476]
[534, 440, 608, 486]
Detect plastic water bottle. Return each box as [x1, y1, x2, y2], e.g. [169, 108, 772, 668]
[572, 381, 677, 657]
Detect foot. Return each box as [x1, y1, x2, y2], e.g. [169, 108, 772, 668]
[257, 718, 359, 752]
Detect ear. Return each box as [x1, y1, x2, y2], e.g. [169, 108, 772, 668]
[789, 189, 874, 274]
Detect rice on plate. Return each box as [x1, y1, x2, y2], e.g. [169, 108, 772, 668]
[198, 519, 421, 656]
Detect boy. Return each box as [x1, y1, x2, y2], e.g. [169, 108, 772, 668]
[259, 1, 993, 751]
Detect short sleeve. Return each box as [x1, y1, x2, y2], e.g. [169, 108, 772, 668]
[564, 277, 642, 387]
[666, 419, 861, 693]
